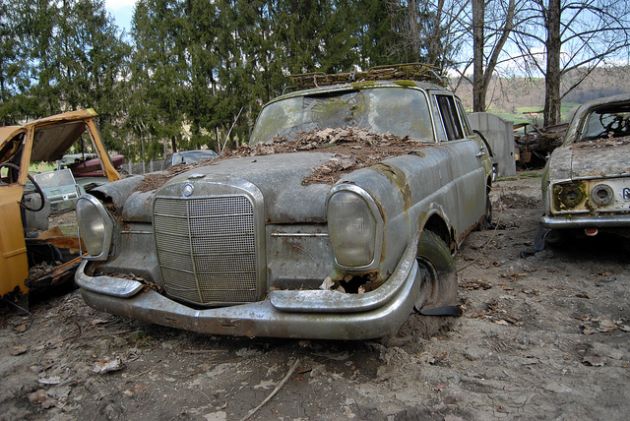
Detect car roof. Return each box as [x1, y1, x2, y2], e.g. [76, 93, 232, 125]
[268, 80, 451, 106]
[576, 93, 630, 111]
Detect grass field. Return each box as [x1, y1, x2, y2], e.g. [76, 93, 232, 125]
[485, 101, 581, 126]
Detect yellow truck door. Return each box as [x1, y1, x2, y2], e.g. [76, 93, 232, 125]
[0, 184, 28, 295]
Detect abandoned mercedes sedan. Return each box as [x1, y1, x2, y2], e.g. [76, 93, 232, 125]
[75, 67, 492, 340]
[541, 94, 630, 241]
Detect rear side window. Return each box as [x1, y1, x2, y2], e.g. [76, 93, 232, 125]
[456, 99, 472, 136]
[434, 95, 464, 141]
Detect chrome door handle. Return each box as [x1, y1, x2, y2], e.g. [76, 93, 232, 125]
[475, 147, 486, 158]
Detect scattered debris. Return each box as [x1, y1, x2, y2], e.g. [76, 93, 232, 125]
[38, 376, 62, 385]
[240, 359, 301, 421]
[135, 162, 205, 193]
[27, 389, 56, 409]
[461, 280, 492, 290]
[13, 322, 29, 333]
[579, 317, 624, 335]
[582, 356, 606, 367]
[92, 357, 125, 374]
[9, 345, 28, 356]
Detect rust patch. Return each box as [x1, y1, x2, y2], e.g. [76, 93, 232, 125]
[321, 272, 381, 293]
[26, 255, 83, 288]
[371, 162, 412, 210]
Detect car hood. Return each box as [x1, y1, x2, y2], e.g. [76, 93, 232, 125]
[109, 152, 336, 224]
[549, 137, 630, 180]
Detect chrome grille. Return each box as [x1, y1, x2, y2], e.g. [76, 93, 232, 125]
[153, 195, 258, 305]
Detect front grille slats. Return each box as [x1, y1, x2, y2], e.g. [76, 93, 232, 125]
[154, 194, 259, 305]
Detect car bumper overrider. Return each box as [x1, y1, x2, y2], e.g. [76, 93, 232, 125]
[75, 239, 421, 340]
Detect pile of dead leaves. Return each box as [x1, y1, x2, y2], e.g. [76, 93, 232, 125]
[134, 127, 427, 192]
[135, 162, 202, 193]
[226, 127, 424, 185]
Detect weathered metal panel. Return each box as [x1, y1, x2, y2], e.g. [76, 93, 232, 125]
[468, 112, 516, 177]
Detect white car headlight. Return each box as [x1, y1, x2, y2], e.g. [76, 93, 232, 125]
[76, 195, 113, 260]
[327, 185, 383, 270]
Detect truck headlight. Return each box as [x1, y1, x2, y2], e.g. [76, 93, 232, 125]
[76, 195, 113, 260]
[327, 185, 383, 270]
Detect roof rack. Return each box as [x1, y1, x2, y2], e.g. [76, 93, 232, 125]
[288, 63, 447, 90]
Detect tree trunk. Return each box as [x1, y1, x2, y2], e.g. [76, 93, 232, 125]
[427, 0, 444, 68]
[544, 0, 562, 126]
[171, 136, 177, 153]
[472, 0, 485, 112]
[407, 0, 420, 62]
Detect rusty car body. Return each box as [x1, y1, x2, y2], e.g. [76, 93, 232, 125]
[0, 109, 120, 300]
[541, 94, 630, 240]
[75, 73, 492, 340]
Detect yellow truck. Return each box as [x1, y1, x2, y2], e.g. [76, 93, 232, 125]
[0, 109, 120, 302]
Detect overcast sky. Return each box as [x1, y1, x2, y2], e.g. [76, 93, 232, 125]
[105, 0, 135, 32]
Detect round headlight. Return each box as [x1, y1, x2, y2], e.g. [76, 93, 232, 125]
[591, 184, 614, 206]
[553, 183, 584, 209]
[76, 195, 113, 259]
[327, 186, 383, 269]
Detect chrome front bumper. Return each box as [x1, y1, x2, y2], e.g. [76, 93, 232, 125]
[541, 213, 630, 229]
[75, 240, 420, 340]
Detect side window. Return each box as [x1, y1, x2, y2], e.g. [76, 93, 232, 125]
[455, 99, 473, 136]
[435, 95, 464, 141]
[430, 96, 448, 142]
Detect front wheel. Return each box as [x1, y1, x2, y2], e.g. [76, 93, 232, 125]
[478, 189, 492, 230]
[397, 231, 460, 340]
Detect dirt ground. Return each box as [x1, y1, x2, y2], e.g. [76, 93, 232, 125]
[2, 171, 629, 421]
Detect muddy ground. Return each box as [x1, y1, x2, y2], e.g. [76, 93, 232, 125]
[1, 171, 629, 421]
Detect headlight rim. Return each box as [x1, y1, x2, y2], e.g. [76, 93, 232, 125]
[327, 184, 384, 271]
[552, 181, 585, 210]
[77, 194, 113, 261]
[590, 183, 614, 207]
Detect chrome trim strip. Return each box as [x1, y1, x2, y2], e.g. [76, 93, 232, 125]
[77, 194, 113, 261]
[75, 261, 143, 298]
[541, 214, 630, 228]
[121, 230, 153, 235]
[270, 232, 329, 238]
[327, 183, 384, 272]
[183, 192, 204, 303]
[270, 238, 417, 313]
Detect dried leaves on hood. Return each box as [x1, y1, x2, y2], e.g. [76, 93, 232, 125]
[135, 127, 428, 192]
[135, 162, 201, 193]
[226, 127, 427, 185]
[571, 134, 630, 149]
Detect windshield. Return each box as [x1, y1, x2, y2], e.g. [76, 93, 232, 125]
[579, 104, 630, 142]
[250, 87, 434, 144]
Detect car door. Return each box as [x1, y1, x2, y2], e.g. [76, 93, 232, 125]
[0, 128, 30, 296]
[429, 92, 487, 238]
